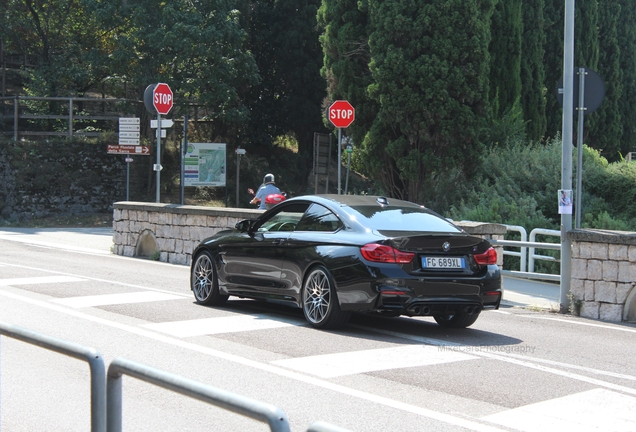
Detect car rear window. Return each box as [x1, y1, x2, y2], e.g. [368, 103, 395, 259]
[349, 206, 461, 233]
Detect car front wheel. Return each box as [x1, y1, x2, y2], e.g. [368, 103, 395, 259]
[191, 251, 229, 306]
[302, 266, 350, 329]
[434, 310, 481, 328]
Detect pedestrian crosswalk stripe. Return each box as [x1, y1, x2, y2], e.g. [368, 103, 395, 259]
[51, 291, 185, 308]
[0, 275, 85, 286]
[482, 388, 636, 431]
[142, 314, 297, 337]
[272, 344, 478, 378]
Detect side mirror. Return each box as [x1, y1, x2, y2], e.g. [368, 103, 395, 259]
[235, 219, 252, 232]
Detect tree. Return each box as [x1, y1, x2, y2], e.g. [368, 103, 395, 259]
[520, 0, 547, 142]
[85, 0, 259, 130]
[0, 0, 111, 95]
[318, 0, 377, 165]
[246, 0, 328, 182]
[489, 0, 522, 119]
[590, 1, 622, 160]
[617, 0, 636, 155]
[542, 0, 564, 140]
[361, 0, 495, 205]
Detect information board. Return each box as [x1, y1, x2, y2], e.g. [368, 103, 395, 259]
[184, 143, 226, 187]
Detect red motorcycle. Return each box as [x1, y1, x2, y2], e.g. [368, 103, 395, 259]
[248, 187, 287, 209]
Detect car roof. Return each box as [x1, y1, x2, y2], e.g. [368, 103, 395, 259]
[288, 194, 426, 209]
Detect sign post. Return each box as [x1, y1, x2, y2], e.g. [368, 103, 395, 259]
[144, 83, 174, 203]
[327, 100, 355, 194]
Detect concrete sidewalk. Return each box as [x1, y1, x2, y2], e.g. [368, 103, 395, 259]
[0, 227, 560, 310]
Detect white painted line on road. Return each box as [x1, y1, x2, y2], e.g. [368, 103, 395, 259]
[0, 289, 509, 432]
[482, 388, 636, 432]
[50, 291, 185, 308]
[0, 262, 191, 298]
[491, 310, 510, 314]
[272, 345, 477, 378]
[515, 314, 636, 333]
[0, 233, 111, 255]
[356, 325, 636, 397]
[142, 315, 296, 337]
[0, 275, 85, 286]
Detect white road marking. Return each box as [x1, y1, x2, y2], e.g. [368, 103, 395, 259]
[142, 315, 296, 337]
[515, 314, 636, 333]
[482, 388, 636, 431]
[0, 233, 111, 255]
[0, 275, 85, 286]
[272, 345, 477, 378]
[51, 291, 185, 308]
[358, 325, 636, 397]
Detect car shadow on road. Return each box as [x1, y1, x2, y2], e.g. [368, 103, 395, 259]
[198, 298, 524, 348]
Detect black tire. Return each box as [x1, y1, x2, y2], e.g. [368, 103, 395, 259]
[191, 251, 229, 306]
[302, 266, 351, 329]
[434, 311, 481, 328]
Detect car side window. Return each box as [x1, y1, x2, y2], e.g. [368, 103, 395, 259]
[255, 203, 309, 232]
[295, 204, 343, 232]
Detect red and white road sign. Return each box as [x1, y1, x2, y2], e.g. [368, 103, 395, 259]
[328, 100, 355, 128]
[153, 83, 173, 115]
[107, 145, 151, 155]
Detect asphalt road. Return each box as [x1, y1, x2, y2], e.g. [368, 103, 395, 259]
[1, 228, 635, 432]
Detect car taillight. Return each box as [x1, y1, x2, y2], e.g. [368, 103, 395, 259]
[361, 243, 414, 264]
[474, 247, 497, 265]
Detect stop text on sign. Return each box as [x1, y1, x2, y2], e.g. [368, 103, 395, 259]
[154, 92, 172, 106]
[328, 100, 355, 128]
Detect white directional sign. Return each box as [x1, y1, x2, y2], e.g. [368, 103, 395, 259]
[119, 117, 140, 145]
[155, 129, 166, 138]
[150, 119, 174, 128]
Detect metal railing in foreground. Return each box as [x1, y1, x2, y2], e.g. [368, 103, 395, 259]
[0, 321, 351, 432]
[0, 321, 107, 432]
[107, 357, 291, 432]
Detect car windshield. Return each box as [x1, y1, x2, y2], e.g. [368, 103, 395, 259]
[349, 205, 461, 233]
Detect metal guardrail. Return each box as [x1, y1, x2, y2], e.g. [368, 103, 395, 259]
[0, 321, 107, 432]
[0, 322, 352, 432]
[491, 226, 561, 282]
[107, 357, 291, 432]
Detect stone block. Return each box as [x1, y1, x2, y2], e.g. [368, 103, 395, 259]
[585, 280, 595, 301]
[570, 241, 580, 258]
[599, 303, 623, 322]
[618, 261, 636, 283]
[609, 244, 628, 261]
[590, 243, 609, 260]
[570, 278, 585, 300]
[630, 246, 636, 262]
[616, 283, 634, 304]
[580, 301, 600, 319]
[587, 260, 602, 281]
[579, 242, 595, 259]
[571, 258, 587, 279]
[594, 281, 616, 303]
[148, 212, 160, 224]
[123, 246, 135, 257]
[186, 214, 207, 227]
[602, 260, 618, 282]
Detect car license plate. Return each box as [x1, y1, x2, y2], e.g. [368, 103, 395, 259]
[422, 256, 464, 269]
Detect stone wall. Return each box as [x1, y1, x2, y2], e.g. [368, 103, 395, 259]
[113, 202, 261, 265]
[569, 229, 636, 322]
[112, 202, 507, 267]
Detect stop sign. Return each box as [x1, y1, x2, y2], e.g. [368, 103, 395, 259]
[328, 100, 355, 128]
[152, 83, 173, 115]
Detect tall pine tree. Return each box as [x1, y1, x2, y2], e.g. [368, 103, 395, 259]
[520, 0, 547, 142]
[617, 0, 636, 155]
[489, 0, 523, 119]
[591, 0, 622, 160]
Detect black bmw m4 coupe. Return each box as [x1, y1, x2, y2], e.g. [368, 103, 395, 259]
[190, 195, 502, 329]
